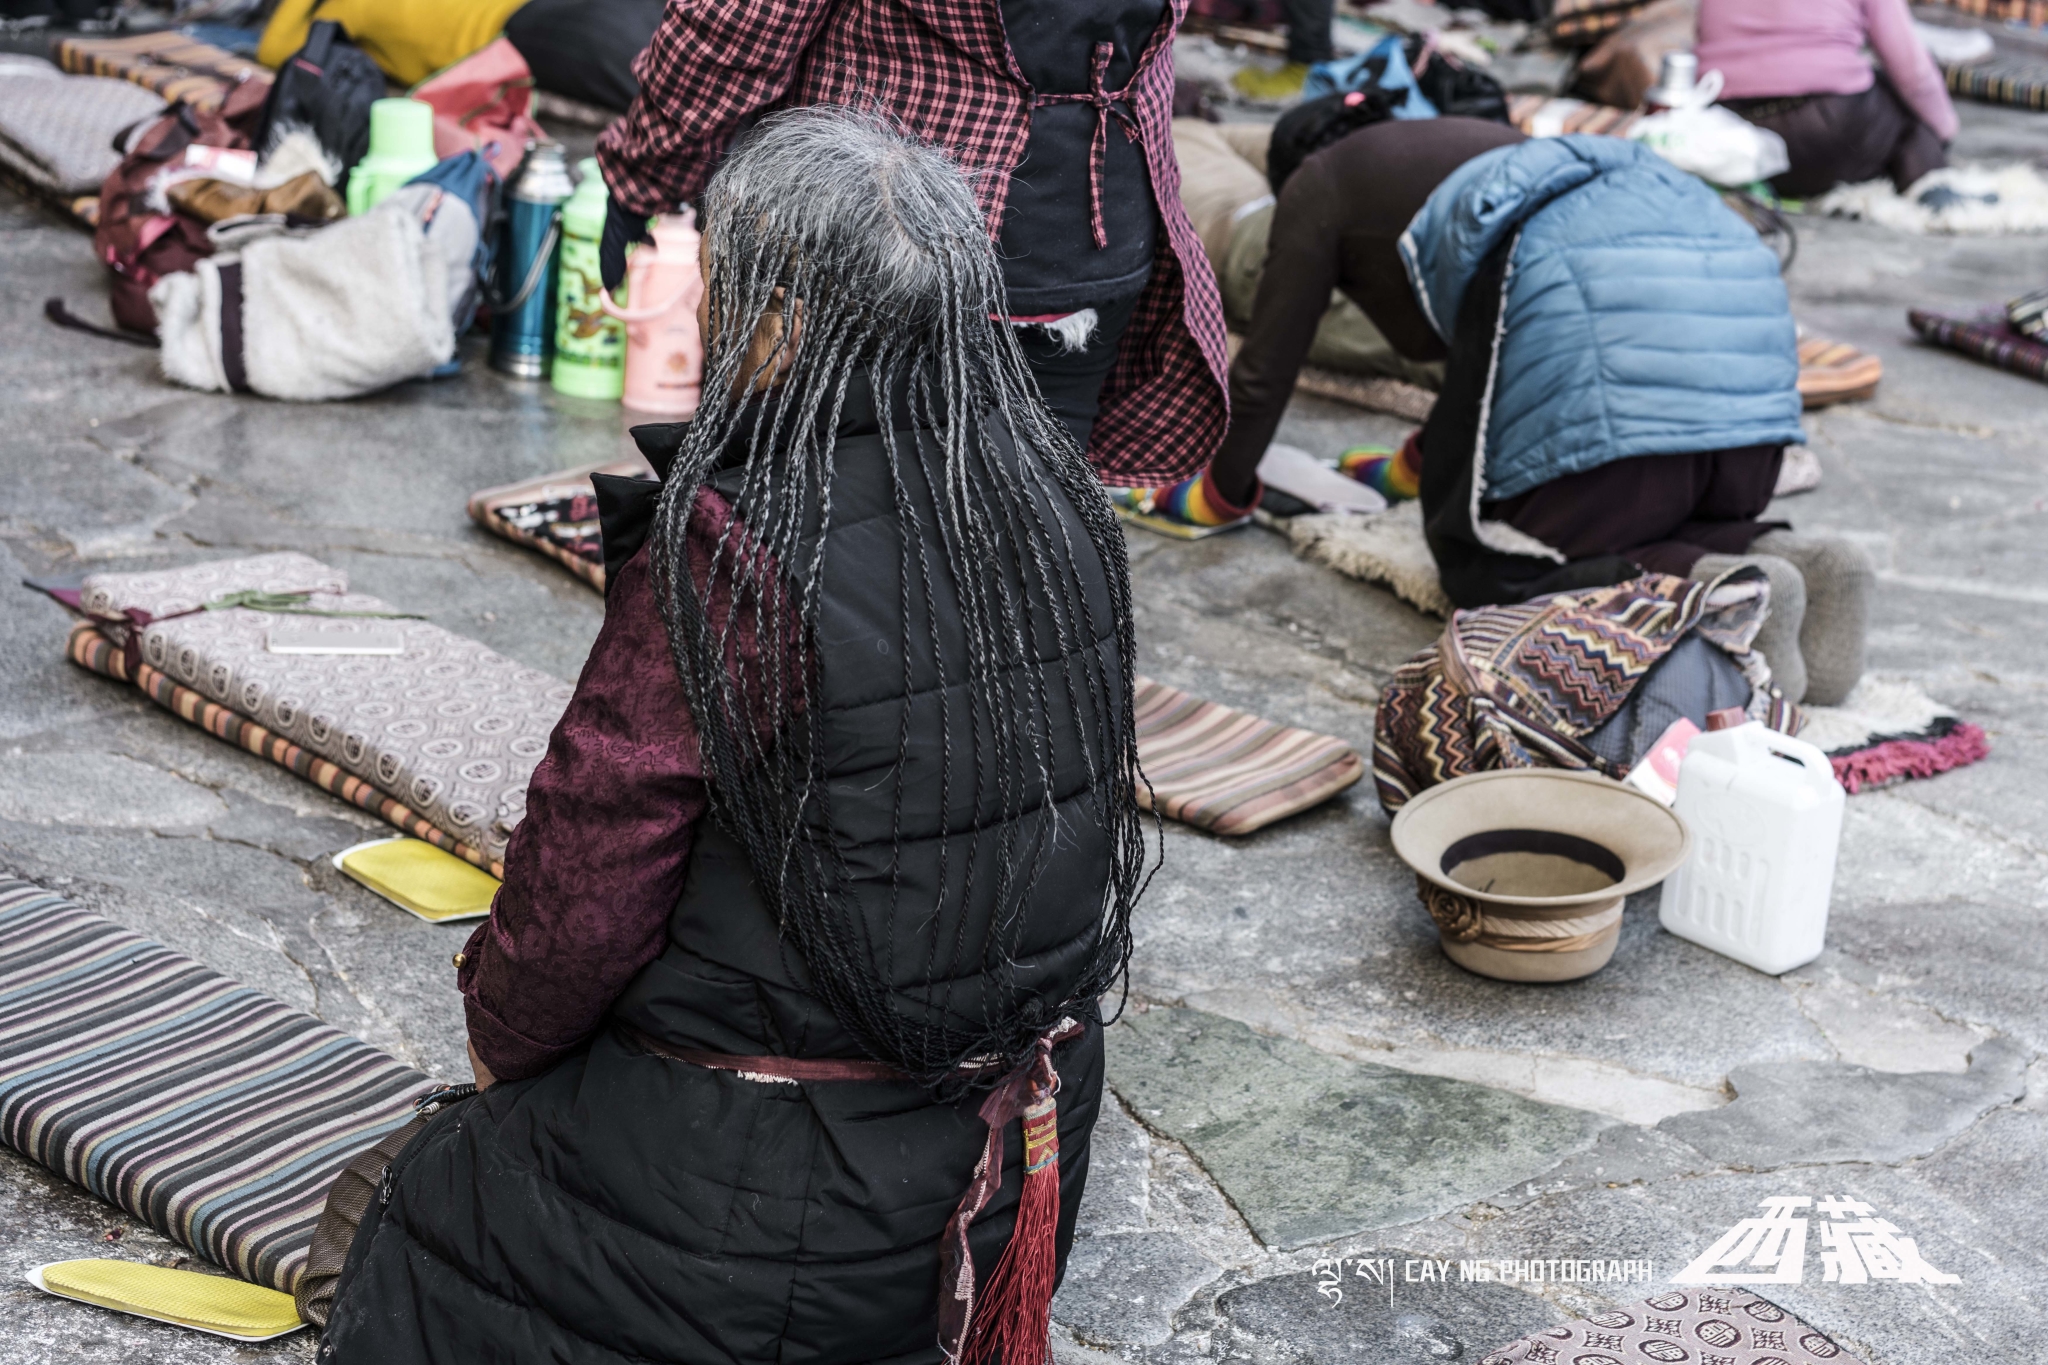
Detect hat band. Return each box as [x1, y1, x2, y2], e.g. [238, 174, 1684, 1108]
[1418, 877, 1622, 952]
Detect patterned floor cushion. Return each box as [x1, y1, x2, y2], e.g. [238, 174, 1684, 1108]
[1919, 0, 2048, 24]
[66, 622, 501, 876]
[468, 474, 1373, 835]
[1483, 1287, 1868, 1365]
[1508, 94, 1644, 139]
[74, 552, 570, 867]
[1945, 52, 2048, 110]
[1796, 336, 1883, 408]
[1547, 0, 1661, 43]
[0, 880, 429, 1292]
[53, 32, 270, 113]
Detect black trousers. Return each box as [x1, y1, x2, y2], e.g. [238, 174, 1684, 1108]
[1728, 79, 1947, 197]
[1482, 446, 1784, 578]
[1013, 290, 1141, 454]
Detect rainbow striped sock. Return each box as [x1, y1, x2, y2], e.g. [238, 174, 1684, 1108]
[1115, 471, 1250, 528]
[1338, 437, 1422, 501]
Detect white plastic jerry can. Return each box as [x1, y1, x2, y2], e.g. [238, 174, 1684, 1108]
[1658, 710, 1846, 975]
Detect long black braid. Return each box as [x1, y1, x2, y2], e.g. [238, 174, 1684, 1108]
[645, 107, 1155, 1091]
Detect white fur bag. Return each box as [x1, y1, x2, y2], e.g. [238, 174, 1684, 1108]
[150, 181, 475, 401]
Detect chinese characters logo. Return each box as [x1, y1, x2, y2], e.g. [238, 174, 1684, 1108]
[1675, 1196, 1959, 1286]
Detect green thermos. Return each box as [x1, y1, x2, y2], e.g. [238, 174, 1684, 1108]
[551, 159, 626, 401]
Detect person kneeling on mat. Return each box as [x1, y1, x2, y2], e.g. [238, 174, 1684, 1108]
[1404, 135, 1872, 707]
[319, 109, 1144, 1364]
[1702, 0, 1957, 201]
[1118, 116, 1524, 528]
[1129, 129, 1871, 706]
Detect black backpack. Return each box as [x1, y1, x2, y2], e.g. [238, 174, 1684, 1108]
[255, 20, 385, 195]
[1267, 86, 1399, 196]
[1409, 37, 1511, 124]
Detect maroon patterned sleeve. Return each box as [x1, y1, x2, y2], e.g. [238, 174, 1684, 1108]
[595, 0, 844, 216]
[458, 544, 708, 1081]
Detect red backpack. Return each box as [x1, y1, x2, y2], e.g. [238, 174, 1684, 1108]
[94, 79, 268, 334]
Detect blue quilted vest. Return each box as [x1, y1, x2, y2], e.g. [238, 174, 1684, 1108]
[1399, 136, 1805, 502]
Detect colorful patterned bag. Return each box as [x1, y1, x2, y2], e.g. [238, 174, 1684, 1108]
[1373, 571, 1797, 812]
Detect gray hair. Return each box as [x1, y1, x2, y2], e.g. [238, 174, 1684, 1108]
[646, 106, 1150, 1089]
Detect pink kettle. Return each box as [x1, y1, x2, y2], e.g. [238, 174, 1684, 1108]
[599, 210, 704, 417]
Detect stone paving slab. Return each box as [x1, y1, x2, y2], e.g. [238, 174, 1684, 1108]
[1660, 1039, 2028, 1168]
[1205, 1265, 1567, 1365]
[1106, 1006, 1610, 1247]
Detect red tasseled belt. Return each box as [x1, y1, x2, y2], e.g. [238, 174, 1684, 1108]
[619, 1017, 1086, 1365]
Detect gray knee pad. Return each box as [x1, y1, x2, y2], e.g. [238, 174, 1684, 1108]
[1751, 531, 1874, 707]
[1692, 552, 1809, 705]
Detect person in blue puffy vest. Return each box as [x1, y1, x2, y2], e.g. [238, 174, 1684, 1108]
[1400, 135, 1806, 600]
[1129, 127, 1870, 704]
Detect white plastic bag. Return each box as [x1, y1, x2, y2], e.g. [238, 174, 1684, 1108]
[1627, 101, 1790, 188]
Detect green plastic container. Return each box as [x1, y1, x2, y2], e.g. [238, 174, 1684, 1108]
[346, 98, 438, 216]
[550, 159, 626, 400]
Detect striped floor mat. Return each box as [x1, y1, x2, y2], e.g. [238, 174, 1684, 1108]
[1134, 677, 1364, 835]
[1910, 306, 2048, 384]
[0, 880, 430, 1292]
[467, 458, 652, 593]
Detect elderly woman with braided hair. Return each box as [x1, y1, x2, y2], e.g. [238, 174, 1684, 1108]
[320, 108, 1149, 1365]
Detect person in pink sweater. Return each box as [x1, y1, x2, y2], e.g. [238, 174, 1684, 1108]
[1699, 0, 1959, 196]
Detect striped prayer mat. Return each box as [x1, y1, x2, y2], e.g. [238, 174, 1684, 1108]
[0, 880, 430, 1292]
[1546, 0, 1658, 42]
[467, 459, 653, 593]
[1910, 307, 2048, 383]
[1483, 1286, 1868, 1365]
[1945, 52, 2048, 110]
[53, 32, 269, 112]
[1133, 677, 1364, 835]
[1921, 0, 2048, 29]
[66, 622, 503, 878]
[1797, 335, 1883, 408]
[1507, 94, 1643, 139]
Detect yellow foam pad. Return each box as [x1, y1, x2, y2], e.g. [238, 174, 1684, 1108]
[336, 838, 501, 923]
[35, 1260, 302, 1340]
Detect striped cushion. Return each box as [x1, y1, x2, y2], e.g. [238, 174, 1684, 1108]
[1945, 52, 2048, 110]
[1910, 307, 2048, 384]
[1133, 677, 1363, 835]
[1920, 0, 2048, 27]
[467, 459, 653, 593]
[1507, 94, 1643, 139]
[0, 880, 429, 1291]
[1546, 0, 1658, 43]
[1796, 335, 1883, 408]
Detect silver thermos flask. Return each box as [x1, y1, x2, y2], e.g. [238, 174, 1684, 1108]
[489, 140, 574, 379]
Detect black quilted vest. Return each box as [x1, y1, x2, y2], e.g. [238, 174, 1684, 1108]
[602, 372, 1125, 1063]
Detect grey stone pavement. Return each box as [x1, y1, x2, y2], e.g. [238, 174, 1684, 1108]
[2, 104, 2047, 1364]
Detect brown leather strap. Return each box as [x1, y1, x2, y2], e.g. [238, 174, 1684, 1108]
[618, 1024, 914, 1083]
[218, 260, 251, 394]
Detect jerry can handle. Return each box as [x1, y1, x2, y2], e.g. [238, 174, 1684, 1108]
[1745, 726, 1839, 786]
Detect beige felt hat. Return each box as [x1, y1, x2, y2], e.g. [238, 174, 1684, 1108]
[1389, 770, 1691, 983]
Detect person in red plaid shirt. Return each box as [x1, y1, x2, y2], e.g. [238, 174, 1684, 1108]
[594, 0, 1229, 487]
